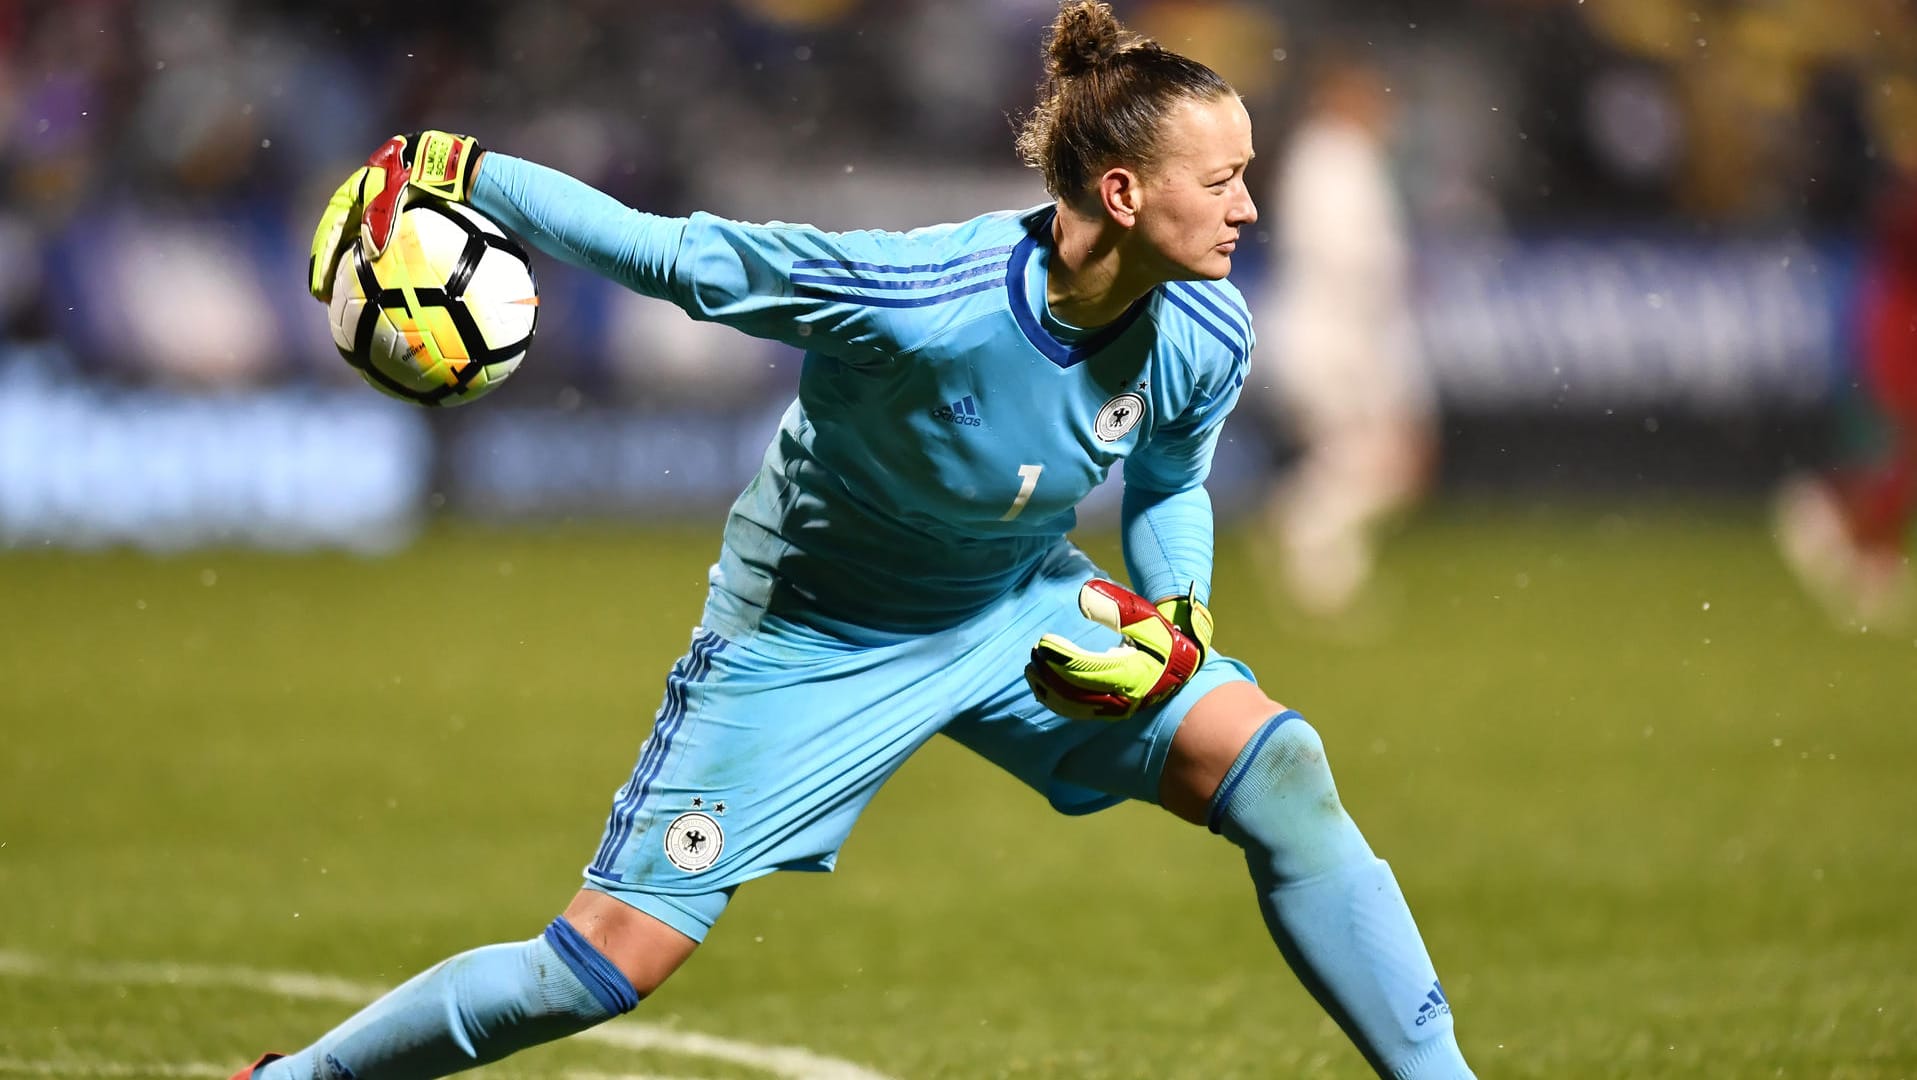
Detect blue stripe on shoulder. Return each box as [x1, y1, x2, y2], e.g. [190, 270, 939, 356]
[543, 918, 641, 1014]
[790, 245, 1017, 275]
[1190, 368, 1247, 415]
[1191, 280, 1252, 342]
[1161, 287, 1247, 363]
[1168, 282, 1249, 355]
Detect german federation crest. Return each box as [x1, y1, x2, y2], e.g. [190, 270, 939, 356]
[1095, 392, 1146, 442]
[664, 811, 723, 871]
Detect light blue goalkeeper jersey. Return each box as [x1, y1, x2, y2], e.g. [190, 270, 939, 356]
[472, 155, 1251, 637]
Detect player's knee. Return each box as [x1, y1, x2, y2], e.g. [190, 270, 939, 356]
[540, 918, 642, 1017]
[1206, 713, 1374, 883]
[561, 889, 706, 998]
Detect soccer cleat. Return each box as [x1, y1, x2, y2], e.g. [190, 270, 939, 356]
[1773, 473, 1869, 627]
[1854, 549, 1914, 631]
[228, 1053, 283, 1080]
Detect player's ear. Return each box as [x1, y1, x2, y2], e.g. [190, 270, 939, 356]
[1097, 167, 1142, 228]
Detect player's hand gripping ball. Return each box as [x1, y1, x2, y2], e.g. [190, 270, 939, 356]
[310, 131, 537, 407]
[1027, 580, 1214, 720]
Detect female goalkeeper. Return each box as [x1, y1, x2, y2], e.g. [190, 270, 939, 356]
[240, 4, 1474, 1077]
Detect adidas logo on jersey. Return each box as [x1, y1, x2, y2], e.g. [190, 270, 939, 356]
[932, 395, 982, 427]
[1413, 981, 1451, 1026]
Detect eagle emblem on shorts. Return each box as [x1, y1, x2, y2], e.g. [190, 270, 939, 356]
[1095, 392, 1146, 442]
[664, 811, 724, 872]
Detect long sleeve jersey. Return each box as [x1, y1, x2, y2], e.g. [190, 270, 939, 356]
[471, 155, 1252, 638]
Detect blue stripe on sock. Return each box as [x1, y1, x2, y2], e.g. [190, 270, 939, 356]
[543, 918, 641, 1015]
[1205, 710, 1303, 834]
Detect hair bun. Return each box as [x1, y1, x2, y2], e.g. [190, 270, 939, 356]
[1046, 1, 1128, 79]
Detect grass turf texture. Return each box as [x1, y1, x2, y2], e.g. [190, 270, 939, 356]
[2, 505, 1913, 1078]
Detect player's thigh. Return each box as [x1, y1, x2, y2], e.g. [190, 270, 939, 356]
[1156, 680, 1285, 824]
[562, 887, 700, 996]
[1045, 652, 1260, 810]
[938, 547, 1262, 813]
[580, 625, 955, 941]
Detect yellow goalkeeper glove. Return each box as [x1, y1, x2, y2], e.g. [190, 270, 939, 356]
[308, 130, 484, 302]
[1026, 580, 1214, 721]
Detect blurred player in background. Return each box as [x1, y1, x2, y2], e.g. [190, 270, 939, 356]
[1775, 165, 1917, 630]
[235, 5, 1475, 1078]
[1258, 55, 1436, 621]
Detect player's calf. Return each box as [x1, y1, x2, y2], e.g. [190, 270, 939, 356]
[1210, 712, 1475, 1080]
[252, 918, 641, 1080]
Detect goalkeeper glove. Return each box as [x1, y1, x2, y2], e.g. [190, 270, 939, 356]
[308, 130, 484, 302]
[1026, 580, 1214, 721]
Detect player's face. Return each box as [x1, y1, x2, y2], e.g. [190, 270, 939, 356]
[1135, 94, 1258, 281]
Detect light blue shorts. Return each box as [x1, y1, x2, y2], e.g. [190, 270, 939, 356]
[582, 543, 1254, 941]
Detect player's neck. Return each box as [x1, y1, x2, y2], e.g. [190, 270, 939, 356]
[1046, 205, 1155, 329]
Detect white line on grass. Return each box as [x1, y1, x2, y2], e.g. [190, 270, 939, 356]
[0, 1064, 718, 1080]
[0, 950, 896, 1080]
[0, 1063, 717, 1080]
[0, 1061, 226, 1078]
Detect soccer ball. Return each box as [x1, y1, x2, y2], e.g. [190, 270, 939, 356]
[328, 198, 537, 407]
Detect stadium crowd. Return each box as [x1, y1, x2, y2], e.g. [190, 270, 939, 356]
[2, 0, 1911, 377]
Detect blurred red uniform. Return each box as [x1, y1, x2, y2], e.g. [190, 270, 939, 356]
[1775, 174, 1917, 627]
[1849, 178, 1917, 550]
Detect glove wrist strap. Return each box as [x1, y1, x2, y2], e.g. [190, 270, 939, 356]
[411, 131, 482, 203]
[1155, 585, 1214, 664]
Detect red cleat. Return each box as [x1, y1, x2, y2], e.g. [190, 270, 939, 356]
[229, 1055, 283, 1080]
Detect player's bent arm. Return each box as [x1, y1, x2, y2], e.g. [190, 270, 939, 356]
[1120, 481, 1215, 612]
[1119, 328, 1250, 608]
[469, 153, 910, 362]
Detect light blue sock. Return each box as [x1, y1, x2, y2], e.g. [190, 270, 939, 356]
[260, 919, 639, 1080]
[1209, 712, 1475, 1080]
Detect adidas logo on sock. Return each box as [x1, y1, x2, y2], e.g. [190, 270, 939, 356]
[1413, 980, 1451, 1026]
[932, 394, 982, 427]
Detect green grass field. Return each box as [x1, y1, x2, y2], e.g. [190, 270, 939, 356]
[3, 505, 1914, 1079]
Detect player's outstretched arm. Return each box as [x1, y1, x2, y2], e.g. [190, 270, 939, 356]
[313, 134, 945, 365]
[309, 135, 699, 328]
[467, 153, 928, 363]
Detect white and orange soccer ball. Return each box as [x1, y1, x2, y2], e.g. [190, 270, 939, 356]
[327, 199, 536, 407]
